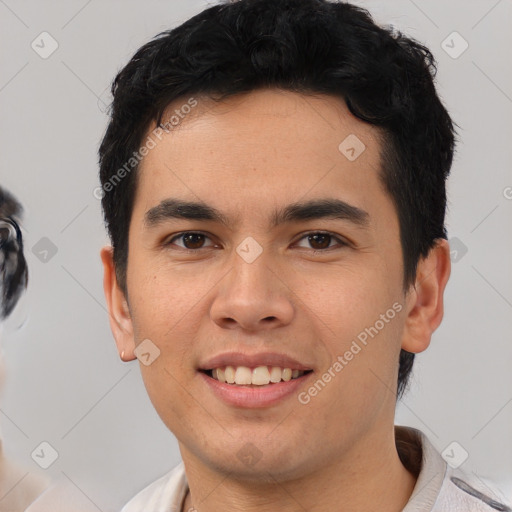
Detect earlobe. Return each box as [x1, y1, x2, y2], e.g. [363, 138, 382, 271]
[401, 239, 451, 354]
[100, 246, 137, 361]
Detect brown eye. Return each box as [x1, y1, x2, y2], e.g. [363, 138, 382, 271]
[166, 232, 215, 251]
[182, 233, 206, 249]
[308, 233, 332, 250]
[295, 232, 347, 252]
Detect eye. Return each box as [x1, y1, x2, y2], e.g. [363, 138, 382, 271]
[165, 231, 216, 251]
[294, 231, 348, 252]
[163, 230, 349, 253]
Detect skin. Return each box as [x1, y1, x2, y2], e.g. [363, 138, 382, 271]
[101, 89, 451, 512]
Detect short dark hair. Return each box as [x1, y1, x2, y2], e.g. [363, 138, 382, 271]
[0, 187, 27, 320]
[98, 0, 456, 399]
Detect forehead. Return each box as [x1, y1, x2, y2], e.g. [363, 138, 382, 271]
[134, 89, 388, 227]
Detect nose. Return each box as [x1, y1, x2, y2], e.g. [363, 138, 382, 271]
[210, 249, 295, 332]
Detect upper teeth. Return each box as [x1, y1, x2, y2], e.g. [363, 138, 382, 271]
[211, 366, 305, 386]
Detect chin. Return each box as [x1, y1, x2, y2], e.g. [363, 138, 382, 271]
[195, 437, 315, 483]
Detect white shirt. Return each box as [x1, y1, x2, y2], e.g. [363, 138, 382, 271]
[120, 426, 511, 512]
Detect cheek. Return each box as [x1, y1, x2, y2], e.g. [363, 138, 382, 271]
[301, 263, 397, 334]
[128, 264, 204, 340]
[299, 265, 404, 395]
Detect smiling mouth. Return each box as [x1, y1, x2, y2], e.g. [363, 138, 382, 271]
[200, 366, 314, 386]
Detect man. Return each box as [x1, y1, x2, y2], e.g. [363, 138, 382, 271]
[98, 0, 511, 510]
[0, 187, 50, 511]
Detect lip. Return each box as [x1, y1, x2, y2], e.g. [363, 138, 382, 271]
[199, 370, 313, 408]
[198, 351, 313, 371]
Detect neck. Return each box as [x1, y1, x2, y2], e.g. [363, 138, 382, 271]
[180, 426, 417, 512]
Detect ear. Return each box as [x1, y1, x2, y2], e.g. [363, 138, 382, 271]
[100, 246, 136, 361]
[401, 239, 451, 354]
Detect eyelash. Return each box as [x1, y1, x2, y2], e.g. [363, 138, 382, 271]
[163, 231, 349, 253]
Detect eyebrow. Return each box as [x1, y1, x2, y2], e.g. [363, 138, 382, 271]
[144, 198, 370, 230]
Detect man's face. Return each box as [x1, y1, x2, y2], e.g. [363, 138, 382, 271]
[122, 90, 413, 480]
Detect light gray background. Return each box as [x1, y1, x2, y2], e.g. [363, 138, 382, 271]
[0, 0, 511, 510]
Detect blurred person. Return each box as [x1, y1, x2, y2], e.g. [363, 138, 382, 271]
[0, 186, 49, 510]
[0, 186, 98, 512]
